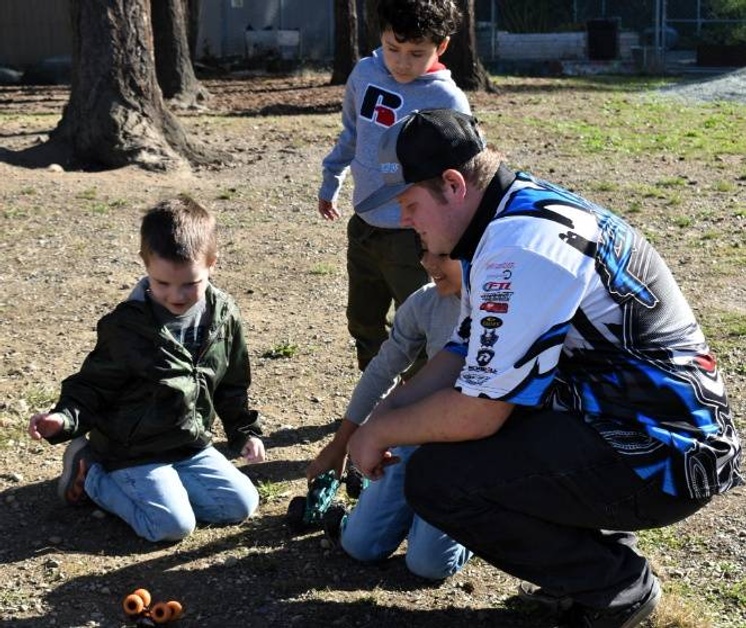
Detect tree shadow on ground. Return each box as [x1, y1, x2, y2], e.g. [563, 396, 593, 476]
[0, 479, 176, 564]
[0, 511, 560, 628]
[0, 141, 82, 171]
[266, 421, 338, 448]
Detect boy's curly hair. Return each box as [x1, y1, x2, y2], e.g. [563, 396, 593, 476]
[377, 0, 462, 44]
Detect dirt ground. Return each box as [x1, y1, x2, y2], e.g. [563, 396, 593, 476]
[0, 73, 744, 628]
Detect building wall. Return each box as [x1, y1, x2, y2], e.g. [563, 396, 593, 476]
[0, 0, 336, 70]
[195, 0, 334, 61]
[493, 31, 640, 61]
[0, 0, 72, 68]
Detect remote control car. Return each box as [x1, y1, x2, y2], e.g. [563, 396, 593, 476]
[285, 466, 368, 534]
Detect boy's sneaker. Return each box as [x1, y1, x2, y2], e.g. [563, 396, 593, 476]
[321, 503, 347, 548]
[560, 577, 661, 628]
[518, 581, 573, 612]
[57, 437, 92, 506]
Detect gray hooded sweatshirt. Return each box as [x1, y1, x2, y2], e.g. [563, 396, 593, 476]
[319, 47, 471, 229]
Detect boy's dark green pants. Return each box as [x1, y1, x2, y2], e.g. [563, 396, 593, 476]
[346, 213, 429, 372]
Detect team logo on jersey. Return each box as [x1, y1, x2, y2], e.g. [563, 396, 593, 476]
[467, 364, 497, 374]
[483, 281, 512, 292]
[460, 372, 491, 386]
[360, 85, 403, 127]
[476, 348, 495, 366]
[480, 302, 508, 313]
[480, 316, 503, 329]
[486, 268, 513, 280]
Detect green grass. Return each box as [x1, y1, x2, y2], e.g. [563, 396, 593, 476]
[483, 79, 746, 161]
[261, 341, 300, 359]
[217, 187, 239, 200]
[90, 202, 109, 214]
[310, 262, 336, 276]
[639, 525, 700, 553]
[722, 579, 746, 610]
[3, 206, 28, 219]
[256, 480, 291, 502]
[24, 386, 59, 412]
[76, 187, 98, 200]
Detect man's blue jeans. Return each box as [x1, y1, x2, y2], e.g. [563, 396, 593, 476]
[405, 409, 706, 610]
[85, 446, 259, 542]
[341, 445, 472, 580]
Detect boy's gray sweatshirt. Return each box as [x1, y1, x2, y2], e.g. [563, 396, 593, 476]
[319, 47, 471, 229]
[345, 283, 461, 424]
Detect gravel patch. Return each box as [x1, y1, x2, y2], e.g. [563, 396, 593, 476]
[659, 67, 746, 103]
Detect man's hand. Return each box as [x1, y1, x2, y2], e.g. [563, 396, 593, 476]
[318, 199, 341, 221]
[28, 412, 64, 440]
[347, 423, 400, 481]
[241, 437, 266, 464]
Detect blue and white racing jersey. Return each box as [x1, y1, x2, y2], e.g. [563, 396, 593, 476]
[447, 165, 742, 500]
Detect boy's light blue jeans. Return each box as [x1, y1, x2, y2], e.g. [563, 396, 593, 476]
[84, 446, 259, 542]
[340, 445, 472, 580]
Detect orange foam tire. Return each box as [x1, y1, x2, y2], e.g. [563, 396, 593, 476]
[122, 593, 145, 617]
[150, 601, 172, 624]
[132, 588, 152, 607]
[166, 600, 183, 620]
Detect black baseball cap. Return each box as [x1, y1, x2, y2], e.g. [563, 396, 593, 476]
[356, 109, 486, 214]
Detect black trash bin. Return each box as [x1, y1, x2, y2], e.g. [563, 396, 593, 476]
[587, 18, 619, 60]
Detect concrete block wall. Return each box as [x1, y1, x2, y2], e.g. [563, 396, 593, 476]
[491, 31, 640, 62]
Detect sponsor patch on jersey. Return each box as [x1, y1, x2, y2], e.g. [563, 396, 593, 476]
[460, 373, 491, 386]
[476, 348, 495, 366]
[466, 364, 497, 374]
[480, 302, 509, 313]
[480, 316, 503, 329]
[482, 281, 512, 292]
[486, 268, 513, 280]
[480, 329, 499, 347]
[481, 291, 513, 303]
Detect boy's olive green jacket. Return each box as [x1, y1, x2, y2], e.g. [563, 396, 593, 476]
[48, 281, 261, 471]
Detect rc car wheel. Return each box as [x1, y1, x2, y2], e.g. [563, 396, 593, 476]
[345, 465, 367, 499]
[286, 495, 308, 533]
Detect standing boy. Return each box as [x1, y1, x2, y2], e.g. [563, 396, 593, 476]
[317, 0, 470, 371]
[307, 248, 471, 580]
[28, 196, 265, 543]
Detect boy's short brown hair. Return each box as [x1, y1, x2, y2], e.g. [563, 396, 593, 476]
[377, 0, 462, 45]
[140, 195, 217, 265]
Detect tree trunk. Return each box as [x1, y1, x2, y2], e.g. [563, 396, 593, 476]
[52, 0, 222, 171]
[442, 0, 496, 92]
[152, 0, 209, 106]
[330, 0, 360, 85]
[360, 0, 379, 56]
[186, 0, 201, 60]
